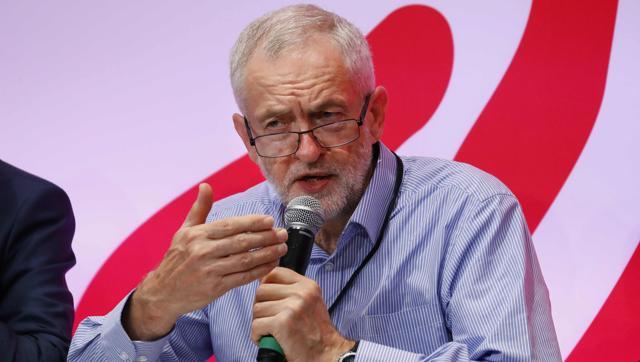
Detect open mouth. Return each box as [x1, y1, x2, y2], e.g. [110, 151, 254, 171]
[294, 173, 334, 193]
[299, 175, 331, 182]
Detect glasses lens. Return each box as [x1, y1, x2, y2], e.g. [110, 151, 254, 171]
[314, 120, 360, 147]
[255, 133, 299, 157]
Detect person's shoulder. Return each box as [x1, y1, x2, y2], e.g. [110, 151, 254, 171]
[399, 155, 513, 202]
[0, 160, 74, 252]
[0, 160, 72, 212]
[206, 181, 280, 221]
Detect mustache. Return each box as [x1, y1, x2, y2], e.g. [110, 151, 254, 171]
[283, 163, 339, 186]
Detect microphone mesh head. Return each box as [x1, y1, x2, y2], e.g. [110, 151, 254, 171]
[284, 196, 324, 234]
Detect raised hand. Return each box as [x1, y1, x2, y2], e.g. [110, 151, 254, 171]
[123, 183, 288, 340]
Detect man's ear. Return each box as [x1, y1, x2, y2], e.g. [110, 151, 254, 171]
[232, 113, 259, 163]
[365, 86, 388, 142]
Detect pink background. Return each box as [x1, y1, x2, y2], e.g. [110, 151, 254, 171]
[1, 1, 638, 359]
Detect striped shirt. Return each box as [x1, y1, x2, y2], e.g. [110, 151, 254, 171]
[70, 143, 561, 361]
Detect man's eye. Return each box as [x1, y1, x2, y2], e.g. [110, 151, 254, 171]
[265, 119, 284, 129]
[318, 112, 340, 122]
[321, 112, 335, 118]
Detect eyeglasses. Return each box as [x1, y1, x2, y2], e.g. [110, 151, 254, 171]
[244, 94, 371, 158]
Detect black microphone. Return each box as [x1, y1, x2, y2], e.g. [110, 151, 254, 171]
[257, 196, 324, 362]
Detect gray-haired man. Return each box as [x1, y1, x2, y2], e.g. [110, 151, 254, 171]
[70, 4, 561, 361]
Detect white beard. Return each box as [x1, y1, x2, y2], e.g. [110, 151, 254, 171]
[258, 144, 373, 221]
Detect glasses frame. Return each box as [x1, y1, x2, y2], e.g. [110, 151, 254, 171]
[243, 94, 372, 158]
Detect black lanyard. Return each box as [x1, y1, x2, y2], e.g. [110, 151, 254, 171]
[327, 151, 404, 316]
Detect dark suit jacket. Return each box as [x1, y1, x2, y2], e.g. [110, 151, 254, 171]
[0, 160, 76, 361]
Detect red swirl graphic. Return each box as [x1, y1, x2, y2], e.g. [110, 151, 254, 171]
[452, 0, 634, 359]
[567, 242, 640, 360]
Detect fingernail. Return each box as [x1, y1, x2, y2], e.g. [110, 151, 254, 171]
[277, 229, 288, 240]
[263, 216, 274, 225]
[277, 243, 287, 253]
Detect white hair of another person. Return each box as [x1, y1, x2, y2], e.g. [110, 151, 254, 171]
[229, 4, 375, 112]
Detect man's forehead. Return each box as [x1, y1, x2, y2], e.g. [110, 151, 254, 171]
[241, 41, 357, 119]
[251, 95, 351, 120]
[253, 32, 338, 63]
[246, 36, 344, 74]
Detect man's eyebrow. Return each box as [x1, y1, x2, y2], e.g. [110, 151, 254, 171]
[254, 107, 290, 122]
[308, 99, 349, 113]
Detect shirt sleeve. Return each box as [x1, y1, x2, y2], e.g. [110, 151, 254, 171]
[356, 194, 561, 361]
[69, 292, 213, 361]
[356, 340, 470, 361]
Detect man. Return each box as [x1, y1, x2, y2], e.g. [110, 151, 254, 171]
[0, 160, 76, 361]
[70, 4, 561, 361]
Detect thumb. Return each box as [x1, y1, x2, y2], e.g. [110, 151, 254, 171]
[182, 183, 213, 227]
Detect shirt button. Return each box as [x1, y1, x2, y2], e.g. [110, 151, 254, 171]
[118, 351, 130, 361]
[325, 262, 334, 271]
[135, 356, 149, 362]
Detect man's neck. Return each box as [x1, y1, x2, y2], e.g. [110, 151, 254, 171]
[314, 148, 379, 254]
[315, 210, 353, 254]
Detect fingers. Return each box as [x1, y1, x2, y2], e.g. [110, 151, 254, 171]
[252, 300, 283, 319]
[251, 315, 278, 344]
[255, 268, 316, 302]
[205, 215, 276, 239]
[215, 243, 288, 275]
[208, 228, 288, 257]
[261, 266, 303, 284]
[177, 227, 286, 265]
[251, 296, 308, 341]
[183, 183, 213, 228]
[221, 261, 279, 291]
[255, 281, 300, 302]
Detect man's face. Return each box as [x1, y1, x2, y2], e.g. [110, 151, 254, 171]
[233, 36, 385, 220]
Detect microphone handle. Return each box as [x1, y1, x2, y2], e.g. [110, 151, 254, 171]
[278, 227, 314, 273]
[257, 227, 315, 362]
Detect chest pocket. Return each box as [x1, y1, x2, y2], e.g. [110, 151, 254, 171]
[348, 304, 450, 354]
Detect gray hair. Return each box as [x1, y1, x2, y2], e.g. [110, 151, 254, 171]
[230, 4, 375, 112]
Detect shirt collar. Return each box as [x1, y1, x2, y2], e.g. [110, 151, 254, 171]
[347, 142, 398, 245]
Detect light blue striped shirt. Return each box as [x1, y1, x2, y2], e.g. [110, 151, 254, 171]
[70, 143, 561, 361]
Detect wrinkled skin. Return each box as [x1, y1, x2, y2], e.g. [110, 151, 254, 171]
[232, 35, 388, 361]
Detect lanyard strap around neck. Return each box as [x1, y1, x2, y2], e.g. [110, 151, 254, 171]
[328, 152, 404, 315]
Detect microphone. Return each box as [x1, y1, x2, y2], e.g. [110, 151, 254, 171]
[257, 196, 324, 362]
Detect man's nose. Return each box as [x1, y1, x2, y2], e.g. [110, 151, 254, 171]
[294, 132, 323, 163]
